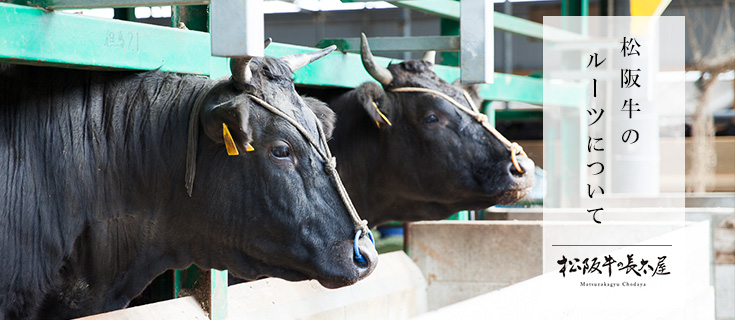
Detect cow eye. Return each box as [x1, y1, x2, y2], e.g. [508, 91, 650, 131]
[268, 141, 296, 165]
[424, 114, 439, 124]
[270, 145, 291, 159]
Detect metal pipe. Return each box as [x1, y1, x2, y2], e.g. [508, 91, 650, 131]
[401, 7, 412, 61]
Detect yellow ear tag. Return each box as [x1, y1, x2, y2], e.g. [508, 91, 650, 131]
[245, 143, 255, 152]
[372, 102, 392, 127]
[222, 123, 239, 156]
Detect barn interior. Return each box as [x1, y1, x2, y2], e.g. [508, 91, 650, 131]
[1, 0, 733, 319]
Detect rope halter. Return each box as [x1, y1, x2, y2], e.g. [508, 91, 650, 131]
[246, 95, 374, 265]
[245, 95, 369, 229]
[391, 87, 527, 174]
[186, 86, 373, 266]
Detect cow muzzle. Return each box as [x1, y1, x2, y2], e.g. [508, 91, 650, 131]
[317, 234, 378, 289]
[496, 154, 534, 203]
[353, 231, 378, 278]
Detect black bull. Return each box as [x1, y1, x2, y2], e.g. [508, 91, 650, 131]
[302, 35, 535, 226]
[0, 48, 377, 320]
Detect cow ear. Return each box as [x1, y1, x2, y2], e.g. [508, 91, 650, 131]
[453, 80, 482, 105]
[302, 96, 337, 139]
[357, 82, 392, 129]
[201, 96, 254, 156]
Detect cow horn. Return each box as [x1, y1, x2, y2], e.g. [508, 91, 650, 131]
[231, 56, 253, 84]
[280, 45, 337, 73]
[360, 33, 393, 85]
[422, 51, 436, 65]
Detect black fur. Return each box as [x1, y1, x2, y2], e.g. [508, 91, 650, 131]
[302, 96, 336, 138]
[323, 59, 535, 225]
[0, 59, 377, 320]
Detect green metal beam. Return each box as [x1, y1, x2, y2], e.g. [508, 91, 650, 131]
[283, 38, 582, 106]
[392, 0, 458, 20]
[0, 3, 212, 74]
[316, 36, 459, 53]
[392, 0, 587, 42]
[9, 0, 209, 10]
[0, 3, 582, 106]
[493, 11, 545, 40]
[265, 42, 377, 89]
[495, 109, 543, 121]
[268, 42, 583, 106]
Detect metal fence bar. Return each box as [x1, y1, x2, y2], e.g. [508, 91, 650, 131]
[316, 36, 459, 53]
[0, 3, 212, 74]
[10, 0, 209, 9]
[210, 0, 263, 57]
[392, 0, 587, 42]
[460, 0, 493, 83]
[0, 3, 583, 106]
[210, 269, 228, 320]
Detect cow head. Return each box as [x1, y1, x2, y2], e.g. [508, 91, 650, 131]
[334, 34, 534, 224]
[182, 46, 377, 289]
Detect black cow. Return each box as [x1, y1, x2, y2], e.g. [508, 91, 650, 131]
[0, 47, 377, 320]
[319, 34, 534, 226]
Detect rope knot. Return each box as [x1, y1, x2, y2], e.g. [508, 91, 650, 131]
[510, 142, 527, 157]
[474, 113, 489, 124]
[324, 157, 338, 175]
[355, 220, 369, 233]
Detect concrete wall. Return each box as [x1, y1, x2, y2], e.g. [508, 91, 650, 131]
[408, 221, 543, 311]
[80, 217, 727, 319]
[79, 251, 426, 320]
[225, 251, 426, 320]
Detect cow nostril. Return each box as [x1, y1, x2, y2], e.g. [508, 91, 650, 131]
[354, 248, 368, 267]
[354, 246, 376, 273]
[509, 162, 525, 177]
[507, 156, 535, 180]
[508, 156, 535, 179]
[353, 229, 375, 267]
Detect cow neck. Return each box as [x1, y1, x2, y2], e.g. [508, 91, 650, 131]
[184, 82, 370, 237]
[185, 79, 219, 198]
[391, 87, 528, 174]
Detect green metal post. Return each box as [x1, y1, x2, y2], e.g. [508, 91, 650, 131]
[172, 4, 209, 303]
[173, 271, 182, 299]
[439, 18, 459, 66]
[113, 8, 135, 21]
[482, 101, 495, 127]
[170, 6, 228, 320]
[438, 5, 463, 221]
[600, 0, 609, 16]
[172, 5, 208, 31]
[210, 269, 228, 319]
[562, 0, 589, 16]
[173, 265, 201, 298]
